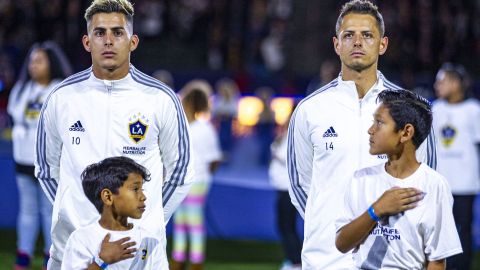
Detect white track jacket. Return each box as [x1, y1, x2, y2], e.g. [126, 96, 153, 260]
[287, 72, 437, 270]
[35, 66, 193, 264]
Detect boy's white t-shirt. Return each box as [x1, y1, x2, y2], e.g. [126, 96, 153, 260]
[62, 221, 167, 270]
[336, 163, 462, 270]
[432, 98, 480, 194]
[190, 119, 222, 182]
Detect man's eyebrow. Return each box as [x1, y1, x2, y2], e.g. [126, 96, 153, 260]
[92, 26, 125, 31]
[342, 30, 373, 33]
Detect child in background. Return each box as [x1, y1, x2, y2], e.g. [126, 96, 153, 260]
[432, 63, 480, 270]
[171, 80, 222, 270]
[335, 90, 462, 269]
[62, 156, 165, 269]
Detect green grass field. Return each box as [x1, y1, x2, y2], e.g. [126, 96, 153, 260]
[0, 229, 284, 270]
[2, 229, 479, 270]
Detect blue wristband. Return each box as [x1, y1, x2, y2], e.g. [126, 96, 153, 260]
[94, 257, 108, 269]
[368, 205, 381, 222]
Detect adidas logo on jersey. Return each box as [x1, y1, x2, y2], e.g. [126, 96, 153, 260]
[323, 126, 338, 137]
[69, 120, 85, 132]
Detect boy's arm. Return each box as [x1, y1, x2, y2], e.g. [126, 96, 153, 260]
[336, 187, 424, 253]
[335, 210, 378, 253]
[426, 259, 445, 270]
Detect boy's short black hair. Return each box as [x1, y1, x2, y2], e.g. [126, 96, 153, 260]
[377, 89, 432, 149]
[81, 156, 150, 213]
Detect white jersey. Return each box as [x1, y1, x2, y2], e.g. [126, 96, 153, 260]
[336, 163, 462, 269]
[35, 66, 193, 264]
[287, 72, 437, 269]
[432, 98, 480, 195]
[190, 119, 222, 182]
[269, 135, 289, 191]
[7, 80, 60, 165]
[62, 221, 167, 270]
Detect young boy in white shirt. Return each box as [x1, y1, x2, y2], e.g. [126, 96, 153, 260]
[62, 157, 165, 269]
[335, 90, 462, 270]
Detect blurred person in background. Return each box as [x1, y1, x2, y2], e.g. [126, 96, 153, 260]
[256, 86, 276, 165]
[287, 1, 437, 269]
[152, 69, 175, 90]
[171, 80, 222, 270]
[7, 41, 72, 270]
[432, 63, 480, 270]
[212, 78, 239, 163]
[305, 58, 340, 96]
[269, 103, 301, 270]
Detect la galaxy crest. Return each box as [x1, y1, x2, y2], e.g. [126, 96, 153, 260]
[128, 113, 149, 144]
[441, 124, 456, 148]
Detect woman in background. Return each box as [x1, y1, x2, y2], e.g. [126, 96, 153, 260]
[7, 41, 72, 270]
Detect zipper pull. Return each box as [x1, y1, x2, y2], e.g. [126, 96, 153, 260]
[105, 81, 113, 92]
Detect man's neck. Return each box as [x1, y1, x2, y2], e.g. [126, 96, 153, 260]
[341, 66, 378, 99]
[92, 65, 130, 81]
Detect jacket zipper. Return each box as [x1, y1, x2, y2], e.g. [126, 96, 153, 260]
[105, 81, 113, 154]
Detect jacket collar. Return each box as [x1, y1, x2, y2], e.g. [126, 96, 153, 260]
[88, 65, 135, 91]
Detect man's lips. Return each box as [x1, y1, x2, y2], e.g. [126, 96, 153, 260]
[351, 51, 365, 56]
[102, 51, 115, 57]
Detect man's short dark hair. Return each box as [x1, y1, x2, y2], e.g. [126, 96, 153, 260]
[336, 0, 385, 37]
[84, 0, 134, 24]
[377, 89, 432, 149]
[81, 156, 150, 213]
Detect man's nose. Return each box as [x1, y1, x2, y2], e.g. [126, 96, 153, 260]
[104, 33, 113, 46]
[353, 34, 362, 47]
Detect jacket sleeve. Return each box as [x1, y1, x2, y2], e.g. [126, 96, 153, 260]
[159, 95, 194, 223]
[416, 126, 437, 170]
[287, 105, 312, 218]
[34, 92, 62, 204]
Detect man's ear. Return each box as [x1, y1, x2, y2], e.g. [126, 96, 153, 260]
[100, 189, 114, 206]
[82, 35, 91, 52]
[333, 36, 340, 56]
[130, 35, 139, 52]
[379, 36, 388, 56]
[400, 123, 415, 144]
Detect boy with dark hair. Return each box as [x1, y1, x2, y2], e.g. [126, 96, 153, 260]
[335, 90, 462, 269]
[62, 157, 165, 269]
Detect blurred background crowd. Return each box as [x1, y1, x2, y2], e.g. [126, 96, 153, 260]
[0, 0, 480, 104]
